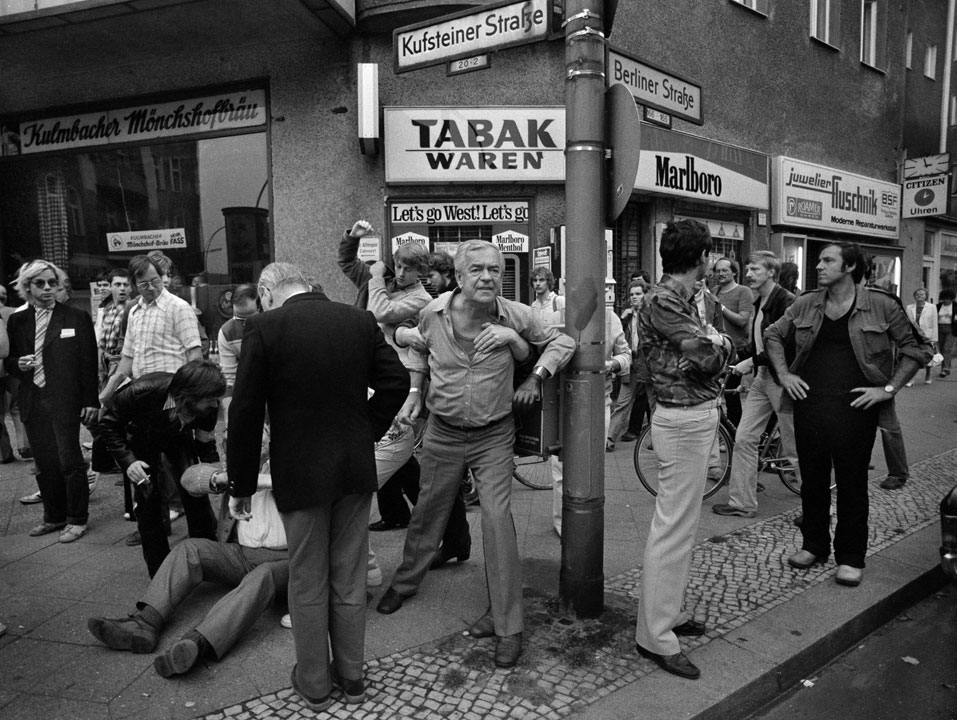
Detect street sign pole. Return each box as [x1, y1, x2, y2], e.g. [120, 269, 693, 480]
[559, 0, 607, 619]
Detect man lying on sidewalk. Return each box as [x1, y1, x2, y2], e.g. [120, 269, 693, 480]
[86, 460, 287, 678]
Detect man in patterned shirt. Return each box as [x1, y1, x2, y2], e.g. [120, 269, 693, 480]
[634, 220, 734, 680]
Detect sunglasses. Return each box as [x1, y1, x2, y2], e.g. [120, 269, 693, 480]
[31, 278, 60, 289]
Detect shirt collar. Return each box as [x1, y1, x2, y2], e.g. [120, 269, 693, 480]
[137, 287, 171, 310]
[436, 287, 507, 323]
[658, 274, 693, 303]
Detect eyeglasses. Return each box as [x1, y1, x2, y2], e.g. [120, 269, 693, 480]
[136, 277, 163, 291]
[31, 278, 60, 289]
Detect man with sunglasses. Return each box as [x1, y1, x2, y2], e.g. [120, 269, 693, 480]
[4, 260, 98, 543]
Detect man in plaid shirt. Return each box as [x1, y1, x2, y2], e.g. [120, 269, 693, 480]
[97, 268, 130, 383]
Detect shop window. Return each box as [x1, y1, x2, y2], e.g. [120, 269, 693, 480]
[66, 185, 85, 236]
[940, 233, 957, 297]
[0, 133, 269, 300]
[860, 0, 887, 70]
[811, 0, 841, 48]
[905, 31, 912, 69]
[169, 157, 183, 192]
[430, 225, 492, 243]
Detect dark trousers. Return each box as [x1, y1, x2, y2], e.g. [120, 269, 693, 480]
[134, 450, 218, 577]
[794, 395, 878, 568]
[283, 494, 371, 698]
[23, 390, 89, 526]
[724, 372, 743, 428]
[376, 456, 471, 553]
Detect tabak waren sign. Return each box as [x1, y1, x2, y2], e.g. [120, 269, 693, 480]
[393, 0, 552, 74]
[384, 107, 564, 183]
[17, 89, 267, 155]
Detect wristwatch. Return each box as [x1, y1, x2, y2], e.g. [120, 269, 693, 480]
[883, 384, 896, 395]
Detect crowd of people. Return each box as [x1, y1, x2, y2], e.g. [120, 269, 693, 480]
[0, 220, 945, 703]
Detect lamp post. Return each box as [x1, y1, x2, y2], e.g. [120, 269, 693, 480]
[559, 0, 607, 619]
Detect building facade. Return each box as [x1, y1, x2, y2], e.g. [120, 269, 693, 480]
[0, 0, 953, 334]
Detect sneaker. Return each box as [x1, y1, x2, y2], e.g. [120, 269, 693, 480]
[367, 564, 383, 588]
[621, 432, 638, 442]
[169, 509, 183, 522]
[712, 503, 756, 518]
[19, 490, 42, 505]
[87, 472, 98, 496]
[125, 530, 142, 546]
[59, 524, 87, 543]
[280, 613, 292, 629]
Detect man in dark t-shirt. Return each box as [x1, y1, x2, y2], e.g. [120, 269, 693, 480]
[764, 243, 932, 589]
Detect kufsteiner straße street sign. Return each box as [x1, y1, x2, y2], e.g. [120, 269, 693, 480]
[393, 0, 552, 74]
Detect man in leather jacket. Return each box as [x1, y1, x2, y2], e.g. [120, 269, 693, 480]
[96, 360, 224, 576]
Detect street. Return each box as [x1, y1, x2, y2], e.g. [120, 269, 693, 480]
[752, 583, 957, 720]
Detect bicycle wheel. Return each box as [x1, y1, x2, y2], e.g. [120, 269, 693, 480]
[762, 426, 835, 494]
[513, 455, 553, 490]
[633, 423, 731, 499]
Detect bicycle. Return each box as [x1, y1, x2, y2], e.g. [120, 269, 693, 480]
[513, 453, 553, 490]
[633, 371, 801, 499]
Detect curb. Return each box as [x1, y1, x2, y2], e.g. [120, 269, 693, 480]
[697, 565, 948, 720]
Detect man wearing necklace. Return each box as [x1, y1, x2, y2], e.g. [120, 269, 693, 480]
[765, 242, 932, 588]
[376, 240, 574, 669]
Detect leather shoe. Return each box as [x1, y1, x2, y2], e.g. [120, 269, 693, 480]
[835, 565, 863, 587]
[879, 476, 906, 490]
[154, 637, 200, 677]
[290, 666, 333, 712]
[673, 618, 707, 636]
[29, 521, 66, 536]
[788, 549, 826, 569]
[369, 519, 408, 532]
[712, 503, 756, 518]
[87, 615, 158, 654]
[430, 545, 470, 570]
[58, 524, 87, 544]
[494, 632, 522, 668]
[468, 612, 495, 638]
[376, 587, 410, 615]
[636, 643, 700, 679]
[621, 432, 638, 442]
[332, 671, 366, 704]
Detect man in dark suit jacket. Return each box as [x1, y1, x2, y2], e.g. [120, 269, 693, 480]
[4, 260, 98, 543]
[227, 262, 408, 712]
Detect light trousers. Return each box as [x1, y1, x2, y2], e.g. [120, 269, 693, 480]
[725, 367, 800, 513]
[635, 401, 718, 656]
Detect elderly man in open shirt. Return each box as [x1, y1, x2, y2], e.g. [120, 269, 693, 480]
[376, 240, 575, 669]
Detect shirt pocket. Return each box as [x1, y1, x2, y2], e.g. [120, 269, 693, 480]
[794, 320, 816, 353]
[861, 322, 891, 360]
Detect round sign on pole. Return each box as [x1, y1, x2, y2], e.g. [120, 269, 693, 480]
[606, 82, 642, 224]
